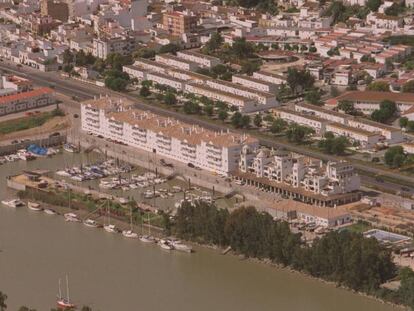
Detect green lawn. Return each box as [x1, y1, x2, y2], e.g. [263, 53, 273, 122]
[0, 108, 64, 135]
[343, 221, 372, 234]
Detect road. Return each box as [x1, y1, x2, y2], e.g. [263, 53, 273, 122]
[1, 62, 414, 195]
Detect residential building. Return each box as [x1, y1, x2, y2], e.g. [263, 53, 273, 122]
[325, 122, 381, 148]
[40, 0, 69, 22]
[155, 54, 199, 71]
[162, 11, 197, 36]
[272, 108, 327, 135]
[0, 87, 55, 116]
[92, 36, 136, 59]
[176, 50, 221, 68]
[232, 74, 279, 93]
[81, 97, 259, 175]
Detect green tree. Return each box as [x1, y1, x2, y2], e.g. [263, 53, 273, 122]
[241, 60, 261, 75]
[407, 120, 414, 132]
[367, 81, 389, 92]
[203, 104, 214, 116]
[384, 146, 405, 167]
[140, 86, 151, 97]
[398, 267, 414, 309]
[203, 32, 223, 54]
[286, 124, 314, 143]
[371, 100, 396, 123]
[159, 43, 180, 55]
[183, 101, 201, 114]
[62, 48, 74, 64]
[287, 68, 315, 95]
[338, 100, 356, 115]
[218, 109, 228, 122]
[304, 89, 322, 105]
[318, 133, 348, 155]
[253, 114, 262, 127]
[367, 0, 381, 11]
[231, 111, 243, 128]
[270, 118, 287, 133]
[399, 117, 409, 128]
[163, 92, 177, 105]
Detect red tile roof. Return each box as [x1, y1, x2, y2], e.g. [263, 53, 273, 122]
[0, 87, 54, 105]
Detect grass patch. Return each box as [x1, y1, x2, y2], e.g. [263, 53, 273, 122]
[342, 221, 372, 234]
[0, 108, 64, 135]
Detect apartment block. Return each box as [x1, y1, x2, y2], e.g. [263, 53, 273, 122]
[162, 12, 198, 36]
[81, 97, 259, 175]
[93, 36, 136, 59]
[236, 147, 360, 206]
[176, 50, 221, 69]
[253, 71, 286, 85]
[232, 74, 279, 93]
[146, 71, 186, 91]
[205, 79, 277, 106]
[272, 108, 327, 135]
[347, 118, 404, 144]
[295, 103, 348, 124]
[155, 54, 199, 71]
[325, 123, 381, 148]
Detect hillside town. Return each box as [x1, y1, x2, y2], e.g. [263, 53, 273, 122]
[3, 0, 414, 310]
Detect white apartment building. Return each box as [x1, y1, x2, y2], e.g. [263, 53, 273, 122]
[403, 143, 414, 154]
[295, 103, 348, 124]
[239, 147, 360, 197]
[176, 50, 222, 69]
[92, 36, 136, 59]
[253, 71, 286, 85]
[347, 118, 404, 144]
[81, 97, 259, 175]
[325, 123, 381, 148]
[185, 83, 258, 112]
[232, 74, 279, 93]
[146, 71, 186, 91]
[0, 87, 55, 116]
[205, 79, 278, 106]
[123, 64, 147, 80]
[132, 58, 166, 74]
[272, 108, 327, 135]
[155, 54, 199, 71]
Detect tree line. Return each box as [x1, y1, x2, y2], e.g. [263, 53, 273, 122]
[172, 201, 414, 307]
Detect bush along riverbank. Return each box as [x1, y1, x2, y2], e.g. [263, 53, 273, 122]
[172, 201, 414, 310]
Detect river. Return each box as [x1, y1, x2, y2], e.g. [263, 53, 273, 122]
[0, 153, 400, 311]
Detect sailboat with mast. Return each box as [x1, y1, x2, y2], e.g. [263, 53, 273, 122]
[56, 275, 76, 309]
[122, 205, 138, 238]
[103, 200, 117, 233]
[139, 213, 156, 243]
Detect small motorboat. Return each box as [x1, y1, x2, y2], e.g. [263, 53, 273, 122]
[28, 202, 42, 211]
[44, 208, 57, 215]
[104, 224, 117, 233]
[158, 239, 173, 251]
[1, 199, 25, 208]
[171, 240, 192, 253]
[139, 235, 156, 243]
[83, 219, 98, 228]
[64, 213, 80, 222]
[122, 230, 138, 239]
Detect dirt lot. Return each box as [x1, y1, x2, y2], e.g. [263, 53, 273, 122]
[0, 115, 70, 142]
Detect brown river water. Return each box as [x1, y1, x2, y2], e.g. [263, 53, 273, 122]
[0, 152, 400, 311]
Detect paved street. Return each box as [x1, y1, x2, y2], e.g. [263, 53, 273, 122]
[2, 62, 414, 194]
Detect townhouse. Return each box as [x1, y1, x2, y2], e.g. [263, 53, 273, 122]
[252, 71, 286, 85]
[176, 50, 222, 69]
[155, 54, 199, 71]
[232, 74, 279, 93]
[205, 79, 277, 106]
[81, 97, 259, 175]
[272, 108, 327, 135]
[347, 118, 404, 144]
[295, 103, 348, 124]
[146, 71, 186, 92]
[325, 122, 381, 149]
[0, 87, 55, 116]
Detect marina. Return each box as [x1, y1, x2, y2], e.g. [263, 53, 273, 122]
[0, 150, 401, 311]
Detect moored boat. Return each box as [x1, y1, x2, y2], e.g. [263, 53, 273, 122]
[158, 239, 173, 251]
[122, 230, 138, 238]
[44, 208, 57, 215]
[28, 202, 42, 211]
[83, 219, 98, 228]
[1, 199, 25, 208]
[57, 276, 76, 310]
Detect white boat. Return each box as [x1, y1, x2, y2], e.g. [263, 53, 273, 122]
[139, 235, 156, 243]
[103, 203, 117, 233]
[83, 219, 98, 228]
[64, 213, 80, 222]
[1, 199, 25, 208]
[56, 275, 76, 310]
[158, 239, 173, 250]
[63, 143, 79, 153]
[44, 208, 57, 215]
[122, 230, 138, 238]
[28, 202, 42, 211]
[122, 206, 138, 238]
[171, 240, 192, 253]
